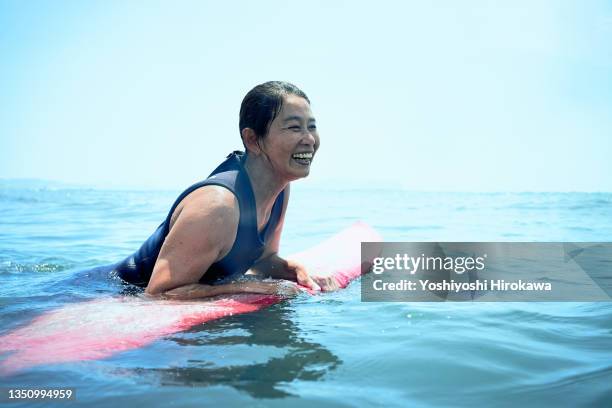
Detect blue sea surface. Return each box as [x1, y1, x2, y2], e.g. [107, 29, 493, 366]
[1, 180, 611, 407]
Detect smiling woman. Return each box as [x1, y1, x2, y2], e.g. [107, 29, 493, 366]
[111, 81, 336, 298]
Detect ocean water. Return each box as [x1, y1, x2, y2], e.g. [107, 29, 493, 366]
[1, 180, 611, 407]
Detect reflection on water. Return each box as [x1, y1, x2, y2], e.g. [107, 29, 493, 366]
[115, 304, 341, 398]
[38, 264, 342, 398]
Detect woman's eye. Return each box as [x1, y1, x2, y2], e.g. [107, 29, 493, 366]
[308, 125, 317, 130]
[288, 126, 301, 131]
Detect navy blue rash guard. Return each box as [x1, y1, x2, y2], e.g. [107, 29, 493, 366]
[113, 151, 286, 287]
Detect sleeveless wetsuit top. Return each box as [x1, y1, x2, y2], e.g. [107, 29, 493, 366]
[114, 151, 286, 287]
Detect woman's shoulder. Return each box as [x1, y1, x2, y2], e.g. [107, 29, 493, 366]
[182, 185, 239, 218]
[168, 185, 239, 234]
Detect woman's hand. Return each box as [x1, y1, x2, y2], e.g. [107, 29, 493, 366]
[293, 261, 340, 292]
[294, 262, 321, 292]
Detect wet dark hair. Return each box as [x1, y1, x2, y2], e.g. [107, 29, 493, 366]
[239, 81, 310, 147]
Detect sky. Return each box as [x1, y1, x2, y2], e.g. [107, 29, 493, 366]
[1, 0, 611, 191]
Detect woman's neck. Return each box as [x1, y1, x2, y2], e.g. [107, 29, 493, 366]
[243, 153, 288, 223]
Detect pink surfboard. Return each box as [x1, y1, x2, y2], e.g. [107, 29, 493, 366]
[0, 222, 381, 375]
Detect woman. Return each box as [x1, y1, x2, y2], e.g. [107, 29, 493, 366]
[113, 81, 337, 299]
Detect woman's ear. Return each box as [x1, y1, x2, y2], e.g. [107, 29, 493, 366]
[241, 128, 263, 155]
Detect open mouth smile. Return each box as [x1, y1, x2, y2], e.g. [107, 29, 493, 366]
[292, 152, 313, 165]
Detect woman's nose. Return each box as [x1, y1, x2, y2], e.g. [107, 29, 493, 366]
[302, 130, 317, 146]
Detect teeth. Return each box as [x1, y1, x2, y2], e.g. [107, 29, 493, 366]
[292, 152, 313, 159]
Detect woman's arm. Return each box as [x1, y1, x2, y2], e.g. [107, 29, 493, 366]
[144, 186, 240, 297]
[249, 185, 339, 291]
[157, 280, 301, 300]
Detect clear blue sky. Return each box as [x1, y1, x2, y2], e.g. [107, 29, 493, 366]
[1, 0, 611, 191]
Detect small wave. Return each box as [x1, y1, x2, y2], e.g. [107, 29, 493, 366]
[0, 193, 42, 204]
[565, 226, 594, 232]
[0, 260, 73, 275]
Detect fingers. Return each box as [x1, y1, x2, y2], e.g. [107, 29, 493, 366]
[307, 276, 321, 292]
[294, 263, 339, 292]
[313, 276, 340, 292]
[295, 268, 321, 292]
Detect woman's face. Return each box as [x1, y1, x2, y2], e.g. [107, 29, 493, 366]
[260, 94, 320, 181]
